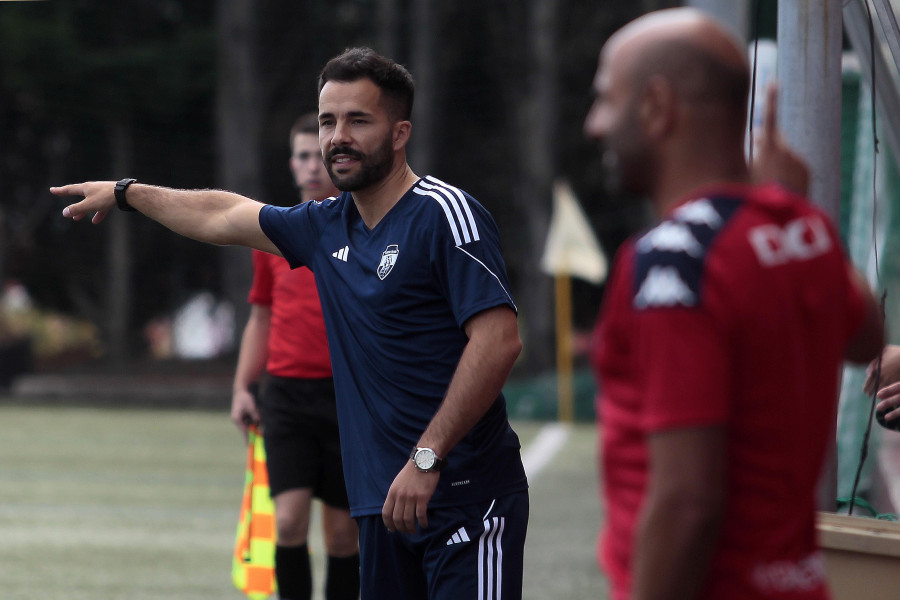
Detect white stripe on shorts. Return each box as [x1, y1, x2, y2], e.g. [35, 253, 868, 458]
[478, 515, 506, 600]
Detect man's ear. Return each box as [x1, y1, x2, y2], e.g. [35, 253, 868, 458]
[640, 75, 676, 139]
[393, 120, 411, 150]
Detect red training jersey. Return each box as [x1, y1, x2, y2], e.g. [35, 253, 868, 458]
[248, 249, 331, 379]
[592, 184, 866, 600]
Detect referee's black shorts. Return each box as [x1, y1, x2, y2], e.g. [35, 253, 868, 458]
[256, 375, 350, 509]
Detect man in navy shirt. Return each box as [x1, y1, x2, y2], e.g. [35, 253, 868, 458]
[53, 47, 528, 600]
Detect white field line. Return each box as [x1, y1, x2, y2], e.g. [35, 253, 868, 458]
[522, 422, 572, 479]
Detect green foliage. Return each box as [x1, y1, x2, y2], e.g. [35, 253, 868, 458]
[0, 1, 217, 334]
[0, 7, 72, 90]
[0, 3, 213, 119]
[2, 0, 647, 368]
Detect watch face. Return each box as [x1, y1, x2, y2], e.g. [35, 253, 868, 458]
[414, 449, 436, 470]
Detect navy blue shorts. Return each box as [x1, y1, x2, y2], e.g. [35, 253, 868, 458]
[357, 491, 528, 600]
[257, 375, 350, 509]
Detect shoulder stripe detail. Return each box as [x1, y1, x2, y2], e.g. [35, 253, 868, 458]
[415, 176, 481, 245]
[455, 246, 517, 311]
[414, 187, 465, 245]
[425, 176, 481, 243]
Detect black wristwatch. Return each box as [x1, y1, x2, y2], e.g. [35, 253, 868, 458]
[410, 447, 447, 473]
[114, 178, 138, 212]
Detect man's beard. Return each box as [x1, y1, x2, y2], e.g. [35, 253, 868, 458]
[326, 136, 394, 192]
[600, 138, 654, 198]
[600, 147, 624, 196]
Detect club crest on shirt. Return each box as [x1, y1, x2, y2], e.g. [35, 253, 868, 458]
[377, 244, 399, 280]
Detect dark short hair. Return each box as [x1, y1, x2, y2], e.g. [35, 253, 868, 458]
[289, 112, 319, 149]
[318, 47, 415, 121]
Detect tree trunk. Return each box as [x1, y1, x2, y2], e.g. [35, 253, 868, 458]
[376, 0, 400, 59]
[512, 0, 558, 373]
[215, 0, 262, 342]
[105, 120, 134, 369]
[0, 206, 6, 294]
[410, 0, 437, 175]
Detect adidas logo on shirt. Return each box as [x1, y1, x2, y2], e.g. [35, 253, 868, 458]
[332, 246, 349, 262]
[446, 527, 470, 545]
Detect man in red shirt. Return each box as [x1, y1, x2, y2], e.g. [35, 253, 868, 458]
[231, 113, 359, 600]
[585, 9, 884, 600]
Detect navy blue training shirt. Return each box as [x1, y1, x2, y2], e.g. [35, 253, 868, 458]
[259, 175, 528, 517]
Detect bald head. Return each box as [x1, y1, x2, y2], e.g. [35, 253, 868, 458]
[606, 8, 750, 119]
[585, 8, 752, 205]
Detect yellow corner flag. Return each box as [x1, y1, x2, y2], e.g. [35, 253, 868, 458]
[540, 179, 607, 284]
[541, 180, 607, 421]
[232, 425, 277, 600]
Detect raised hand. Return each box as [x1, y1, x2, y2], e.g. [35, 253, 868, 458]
[751, 83, 810, 196]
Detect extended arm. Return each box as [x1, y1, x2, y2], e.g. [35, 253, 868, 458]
[381, 305, 521, 533]
[632, 426, 726, 600]
[231, 304, 271, 439]
[51, 181, 280, 254]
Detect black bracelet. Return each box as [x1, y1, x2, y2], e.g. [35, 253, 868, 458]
[114, 178, 138, 212]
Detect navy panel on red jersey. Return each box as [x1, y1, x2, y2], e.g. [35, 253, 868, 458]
[632, 196, 741, 309]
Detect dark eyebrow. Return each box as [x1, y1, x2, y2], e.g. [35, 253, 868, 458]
[319, 110, 373, 122]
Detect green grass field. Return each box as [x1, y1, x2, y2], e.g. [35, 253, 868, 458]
[0, 404, 607, 599]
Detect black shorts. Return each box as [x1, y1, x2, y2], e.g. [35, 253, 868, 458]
[357, 491, 529, 600]
[256, 375, 350, 509]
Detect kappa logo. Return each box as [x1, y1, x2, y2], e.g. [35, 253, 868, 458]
[637, 222, 704, 257]
[673, 198, 723, 229]
[634, 265, 696, 308]
[332, 246, 349, 262]
[446, 526, 470, 546]
[377, 244, 399, 280]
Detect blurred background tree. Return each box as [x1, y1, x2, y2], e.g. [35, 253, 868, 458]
[0, 0, 677, 376]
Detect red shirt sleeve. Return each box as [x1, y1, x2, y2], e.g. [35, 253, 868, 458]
[247, 250, 274, 306]
[841, 264, 868, 347]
